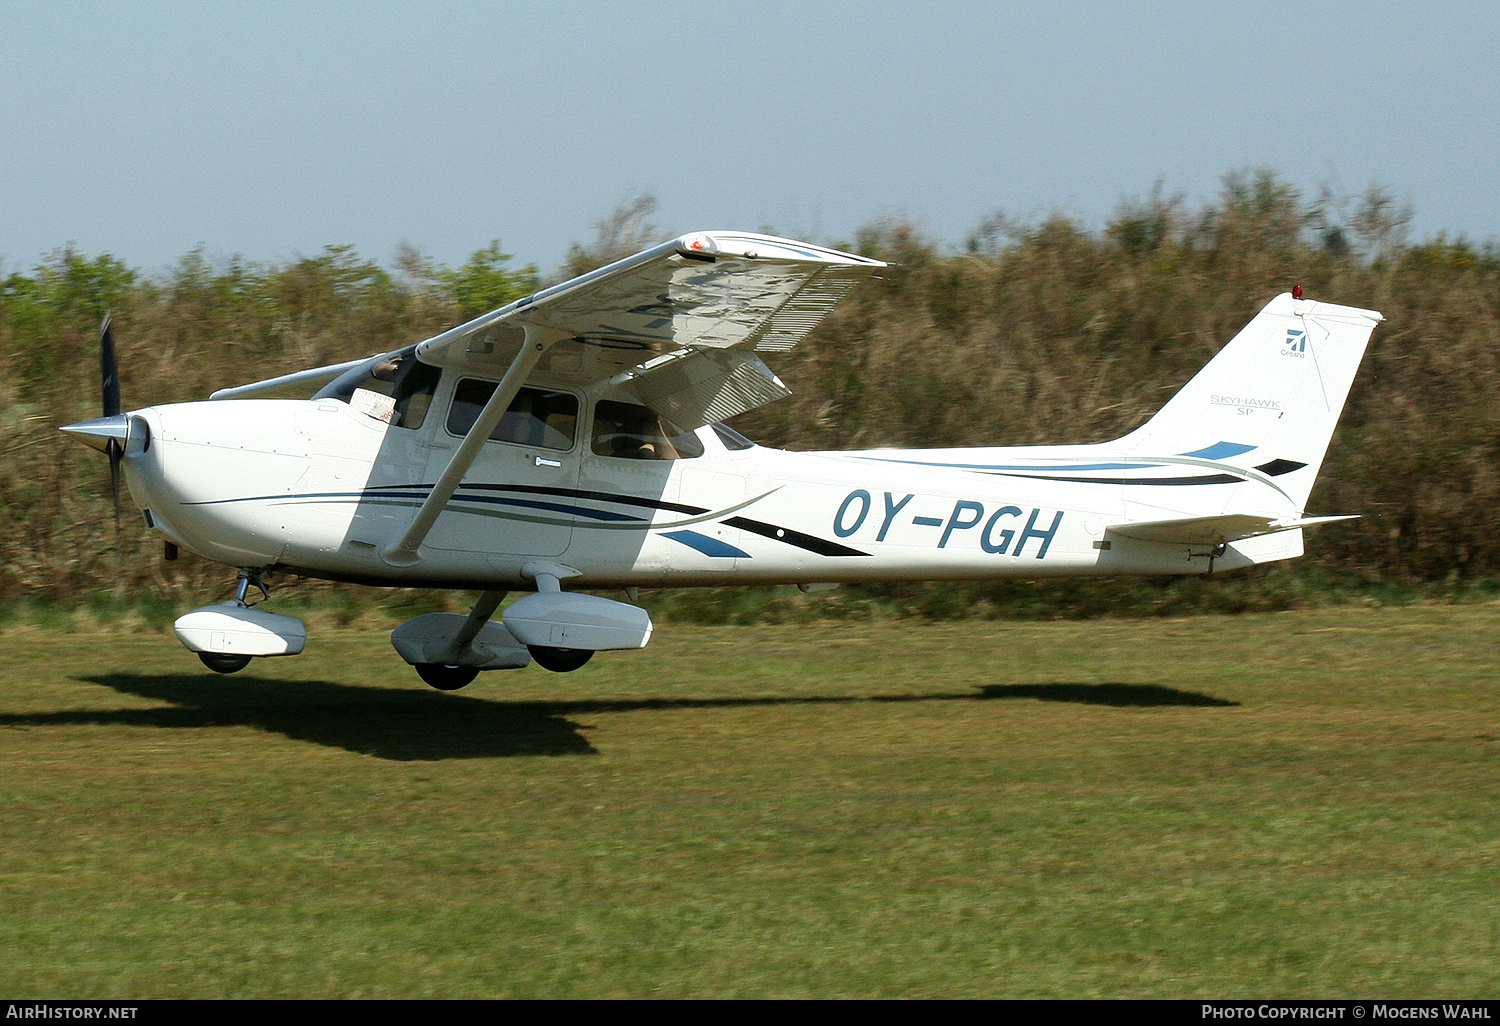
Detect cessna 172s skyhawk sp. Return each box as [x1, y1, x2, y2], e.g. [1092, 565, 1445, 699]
[62, 231, 1382, 689]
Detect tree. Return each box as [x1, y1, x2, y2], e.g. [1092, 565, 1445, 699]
[436, 241, 539, 320]
[558, 193, 664, 280]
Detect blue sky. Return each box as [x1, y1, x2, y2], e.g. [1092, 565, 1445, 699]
[3, 1, 1496, 277]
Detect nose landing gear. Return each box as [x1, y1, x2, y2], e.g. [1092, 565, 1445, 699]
[527, 646, 594, 673]
[174, 568, 307, 674]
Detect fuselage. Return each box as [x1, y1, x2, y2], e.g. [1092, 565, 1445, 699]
[119, 378, 1301, 592]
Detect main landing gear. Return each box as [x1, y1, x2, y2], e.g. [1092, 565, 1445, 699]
[391, 591, 531, 691]
[414, 663, 480, 691]
[390, 575, 634, 690]
[412, 644, 590, 690]
[526, 646, 593, 673]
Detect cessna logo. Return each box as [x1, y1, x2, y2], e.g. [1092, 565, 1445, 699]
[1283, 328, 1307, 358]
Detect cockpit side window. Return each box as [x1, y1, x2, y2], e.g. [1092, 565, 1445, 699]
[591, 399, 704, 460]
[314, 346, 441, 430]
[447, 381, 578, 450]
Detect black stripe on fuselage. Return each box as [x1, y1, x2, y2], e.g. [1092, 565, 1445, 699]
[724, 517, 870, 557]
[1253, 459, 1307, 477]
[984, 459, 1308, 487]
[445, 483, 710, 516]
[385, 483, 867, 556]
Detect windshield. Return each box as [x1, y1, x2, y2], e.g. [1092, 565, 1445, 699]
[314, 345, 441, 429]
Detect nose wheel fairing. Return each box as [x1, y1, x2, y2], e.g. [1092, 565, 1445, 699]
[173, 601, 307, 662]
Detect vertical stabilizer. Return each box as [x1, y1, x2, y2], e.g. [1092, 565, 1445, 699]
[1116, 293, 1381, 512]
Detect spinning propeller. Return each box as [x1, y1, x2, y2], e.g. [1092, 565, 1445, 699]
[101, 314, 123, 517]
[60, 314, 134, 530]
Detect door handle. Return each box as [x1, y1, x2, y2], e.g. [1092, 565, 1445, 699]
[534, 456, 562, 468]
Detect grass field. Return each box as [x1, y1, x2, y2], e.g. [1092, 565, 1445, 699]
[1, 606, 1497, 998]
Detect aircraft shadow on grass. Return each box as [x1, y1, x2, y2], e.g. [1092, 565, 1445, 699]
[974, 683, 1239, 708]
[13, 674, 1237, 763]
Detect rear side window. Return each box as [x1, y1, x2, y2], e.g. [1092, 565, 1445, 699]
[591, 399, 704, 460]
[447, 380, 578, 450]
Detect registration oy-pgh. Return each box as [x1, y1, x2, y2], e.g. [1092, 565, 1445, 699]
[833, 489, 1063, 558]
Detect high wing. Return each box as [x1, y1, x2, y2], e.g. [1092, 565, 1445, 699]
[382, 232, 884, 566]
[414, 231, 886, 427]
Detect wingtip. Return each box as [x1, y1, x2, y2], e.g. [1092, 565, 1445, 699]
[676, 231, 887, 267]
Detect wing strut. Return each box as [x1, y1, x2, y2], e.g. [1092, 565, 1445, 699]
[381, 329, 556, 566]
[455, 590, 507, 648]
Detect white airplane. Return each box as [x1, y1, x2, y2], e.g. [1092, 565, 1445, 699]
[61, 231, 1383, 689]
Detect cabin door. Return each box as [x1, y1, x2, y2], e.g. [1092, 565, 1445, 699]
[419, 376, 582, 558]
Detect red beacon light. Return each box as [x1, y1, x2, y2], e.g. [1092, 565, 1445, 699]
[678, 233, 719, 258]
[1292, 285, 1303, 299]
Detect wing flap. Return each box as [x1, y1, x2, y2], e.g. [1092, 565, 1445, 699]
[611, 348, 792, 429]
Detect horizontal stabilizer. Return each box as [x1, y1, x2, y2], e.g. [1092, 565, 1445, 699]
[1108, 513, 1359, 546]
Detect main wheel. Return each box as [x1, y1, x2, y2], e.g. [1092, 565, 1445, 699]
[416, 663, 479, 691]
[199, 652, 251, 674]
[528, 646, 594, 673]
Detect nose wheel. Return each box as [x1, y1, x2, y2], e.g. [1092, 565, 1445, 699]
[199, 652, 252, 674]
[196, 570, 270, 674]
[179, 568, 304, 674]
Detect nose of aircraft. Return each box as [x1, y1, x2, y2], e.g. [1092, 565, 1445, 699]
[61, 410, 150, 517]
[59, 413, 133, 453]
